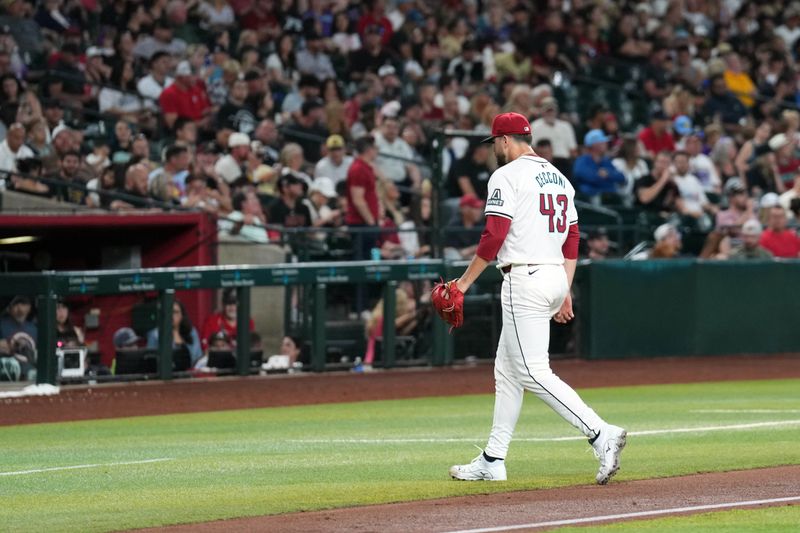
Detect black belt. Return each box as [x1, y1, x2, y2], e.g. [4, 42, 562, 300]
[501, 264, 539, 273]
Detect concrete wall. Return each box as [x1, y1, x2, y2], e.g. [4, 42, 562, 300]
[0, 190, 97, 213]
[217, 238, 288, 353]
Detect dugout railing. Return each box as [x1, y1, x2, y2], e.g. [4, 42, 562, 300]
[0, 259, 503, 386]
[4, 258, 800, 386]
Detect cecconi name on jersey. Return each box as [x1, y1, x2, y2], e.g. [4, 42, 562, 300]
[535, 171, 566, 188]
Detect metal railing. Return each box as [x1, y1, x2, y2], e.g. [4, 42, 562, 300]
[0, 259, 498, 385]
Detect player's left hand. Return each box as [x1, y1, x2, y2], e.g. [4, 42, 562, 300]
[554, 293, 574, 324]
[431, 278, 465, 331]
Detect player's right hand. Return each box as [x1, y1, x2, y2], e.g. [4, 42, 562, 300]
[554, 293, 574, 324]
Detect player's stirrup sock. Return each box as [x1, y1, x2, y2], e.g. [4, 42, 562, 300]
[483, 452, 502, 462]
[588, 431, 600, 445]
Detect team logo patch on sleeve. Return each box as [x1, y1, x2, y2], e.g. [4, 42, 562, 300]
[487, 189, 504, 206]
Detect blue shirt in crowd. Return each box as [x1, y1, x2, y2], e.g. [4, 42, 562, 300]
[572, 155, 626, 197]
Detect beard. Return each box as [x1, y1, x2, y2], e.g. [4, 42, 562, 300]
[495, 148, 507, 166]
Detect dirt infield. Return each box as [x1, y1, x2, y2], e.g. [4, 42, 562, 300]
[2, 353, 799, 427]
[146, 466, 800, 532]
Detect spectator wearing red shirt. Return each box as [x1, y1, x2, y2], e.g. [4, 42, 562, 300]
[200, 289, 255, 350]
[357, 0, 393, 46]
[759, 206, 800, 258]
[346, 135, 381, 258]
[159, 60, 211, 130]
[637, 110, 675, 159]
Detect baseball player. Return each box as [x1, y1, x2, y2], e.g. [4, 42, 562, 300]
[443, 112, 627, 485]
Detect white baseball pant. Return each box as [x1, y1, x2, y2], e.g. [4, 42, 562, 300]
[484, 264, 606, 459]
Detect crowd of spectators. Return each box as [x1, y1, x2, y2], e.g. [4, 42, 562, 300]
[0, 287, 276, 381]
[0, 0, 799, 261]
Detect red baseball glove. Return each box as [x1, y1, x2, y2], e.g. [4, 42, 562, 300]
[431, 279, 464, 331]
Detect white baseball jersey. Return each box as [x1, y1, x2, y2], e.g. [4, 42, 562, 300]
[484, 154, 578, 266]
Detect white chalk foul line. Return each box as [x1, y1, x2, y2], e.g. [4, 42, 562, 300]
[692, 409, 800, 414]
[0, 458, 173, 477]
[444, 495, 800, 533]
[291, 419, 800, 444]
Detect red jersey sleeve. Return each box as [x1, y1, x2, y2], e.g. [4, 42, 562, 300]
[562, 223, 579, 260]
[476, 215, 512, 261]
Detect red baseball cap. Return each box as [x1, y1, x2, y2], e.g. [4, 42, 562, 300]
[481, 112, 532, 143]
[459, 194, 484, 209]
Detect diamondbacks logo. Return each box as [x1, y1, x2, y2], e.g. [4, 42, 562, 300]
[487, 188, 504, 206]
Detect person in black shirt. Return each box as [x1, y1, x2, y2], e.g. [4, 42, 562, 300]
[52, 150, 87, 205]
[269, 174, 312, 253]
[216, 78, 257, 135]
[446, 142, 492, 199]
[269, 174, 312, 227]
[52, 43, 87, 103]
[348, 24, 393, 82]
[244, 69, 270, 119]
[634, 151, 682, 216]
[446, 40, 485, 89]
[701, 75, 748, 134]
[0, 74, 22, 128]
[642, 45, 671, 102]
[282, 99, 328, 163]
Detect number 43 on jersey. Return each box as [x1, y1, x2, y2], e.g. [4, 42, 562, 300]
[540, 194, 568, 233]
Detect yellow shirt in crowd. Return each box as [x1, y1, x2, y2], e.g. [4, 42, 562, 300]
[724, 70, 756, 107]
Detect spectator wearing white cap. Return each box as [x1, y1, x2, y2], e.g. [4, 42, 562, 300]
[378, 64, 403, 100]
[158, 60, 211, 129]
[314, 134, 353, 185]
[214, 132, 254, 185]
[758, 192, 781, 225]
[531, 96, 578, 175]
[768, 133, 797, 189]
[650, 223, 681, 259]
[304, 176, 342, 241]
[730, 220, 772, 260]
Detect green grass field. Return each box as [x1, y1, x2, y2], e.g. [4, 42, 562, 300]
[2, 379, 799, 532]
